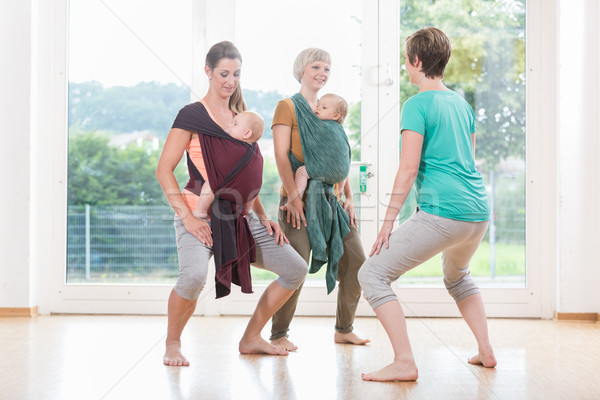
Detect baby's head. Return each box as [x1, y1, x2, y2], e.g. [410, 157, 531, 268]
[227, 111, 264, 144]
[315, 93, 348, 124]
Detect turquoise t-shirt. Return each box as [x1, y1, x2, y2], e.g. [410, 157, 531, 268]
[400, 90, 489, 222]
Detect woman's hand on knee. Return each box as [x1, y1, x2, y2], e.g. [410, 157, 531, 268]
[369, 221, 394, 257]
[260, 218, 290, 246]
[183, 215, 213, 247]
[280, 196, 306, 229]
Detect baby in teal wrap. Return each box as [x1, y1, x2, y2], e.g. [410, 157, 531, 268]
[295, 93, 349, 198]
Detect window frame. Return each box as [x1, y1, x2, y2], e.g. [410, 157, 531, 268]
[43, 0, 557, 318]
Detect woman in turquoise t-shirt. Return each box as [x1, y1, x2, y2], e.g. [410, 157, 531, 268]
[358, 27, 497, 382]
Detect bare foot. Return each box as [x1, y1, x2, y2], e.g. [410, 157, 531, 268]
[334, 331, 370, 345]
[163, 341, 190, 366]
[468, 350, 497, 368]
[270, 337, 298, 352]
[240, 336, 289, 356]
[361, 360, 418, 382]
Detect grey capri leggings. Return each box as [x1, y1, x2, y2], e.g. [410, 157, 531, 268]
[173, 213, 308, 300]
[358, 209, 489, 309]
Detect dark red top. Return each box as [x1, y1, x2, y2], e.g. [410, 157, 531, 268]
[172, 102, 263, 298]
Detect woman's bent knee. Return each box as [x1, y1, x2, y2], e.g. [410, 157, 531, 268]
[289, 261, 309, 290]
[357, 264, 370, 293]
[445, 274, 480, 302]
[277, 257, 308, 290]
[174, 266, 207, 300]
[358, 260, 395, 308]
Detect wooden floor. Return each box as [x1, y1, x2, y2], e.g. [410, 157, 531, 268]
[1, 315, 599, 400]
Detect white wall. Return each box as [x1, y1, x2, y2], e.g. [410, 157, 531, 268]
[0, 0, 598, 315]
[558, 0, 600, 313]
[0, 1, 33, 308]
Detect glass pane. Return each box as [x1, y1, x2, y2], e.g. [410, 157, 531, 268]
[67, 0, 192, 283]
[233, 0, 363, 283]
[398, 0, 526, 287]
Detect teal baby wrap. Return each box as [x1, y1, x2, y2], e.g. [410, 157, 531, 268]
[289, 93, 351, 294]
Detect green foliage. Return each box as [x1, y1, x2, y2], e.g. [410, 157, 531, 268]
[67, 0, 526, 209]
[400, 0, 526, 170]
[68, 81, 286, 141]
[492, 170, 525, 242]
[242, 89, 289, 139]
[68, 129, 187, 206]
[259, 157, 284, 220]
[346, 101, 361, 161]
[402, 241, 525, 278]
[69, 81, 190, 140]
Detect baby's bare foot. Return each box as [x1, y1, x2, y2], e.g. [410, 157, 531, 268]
[334, 331, 370, 345]
[192, 209, 208, 219]
[361, 361, 418, 382]
[163, 341, 190, 366]
[270, 337, 298, 352]
[240, 337, 289, 356]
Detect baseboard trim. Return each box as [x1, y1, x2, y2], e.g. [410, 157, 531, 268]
[554, 312, 599, 322]
[0, 306, 39, 317]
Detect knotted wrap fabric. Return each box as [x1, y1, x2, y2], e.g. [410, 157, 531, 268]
[172, 102, 263, 298]
[289, 93, 351, 294]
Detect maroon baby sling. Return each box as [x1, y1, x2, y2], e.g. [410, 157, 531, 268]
[171, 102, 263, 298]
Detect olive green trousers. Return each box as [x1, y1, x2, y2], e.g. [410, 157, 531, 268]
[270, 196, 366, 339]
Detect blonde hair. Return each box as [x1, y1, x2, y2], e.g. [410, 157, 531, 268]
[205, 41, 247, 114]
[240, 111, 264, 142]
[321, 93, 349, 124]
[293, 48, 331, 83]
[405, 27, 451, 79]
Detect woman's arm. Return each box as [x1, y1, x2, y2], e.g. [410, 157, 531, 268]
[370, 130, 423, 256]
[156, 129, 213, 246]
[342, 177, 358, 228]
[251, 195, 269, 221]
[273, 124, 306, 228]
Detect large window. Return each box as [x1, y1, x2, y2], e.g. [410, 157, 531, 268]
[67, 0, 192, 283]
[398, 0, 526, 288]
[60, 0, 538, 317]
[232, 0, 364, 284]
[66, 0, 363, 286]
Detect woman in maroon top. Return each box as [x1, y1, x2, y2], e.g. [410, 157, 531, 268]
[156, 41, 308, 366]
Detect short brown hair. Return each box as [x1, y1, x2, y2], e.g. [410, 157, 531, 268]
[405, 27, 451, 79]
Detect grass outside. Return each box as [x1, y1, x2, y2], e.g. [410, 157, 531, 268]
[251, 241, 525, 282]
[67, 242, 524, 285]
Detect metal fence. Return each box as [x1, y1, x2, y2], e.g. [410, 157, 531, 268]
[67, 204, 525, 283]
[67, 205, 179, 283]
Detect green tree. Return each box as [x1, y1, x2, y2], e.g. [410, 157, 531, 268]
[68, 82, 287, 141]
[399, 0, 526, 170]
[69, 81, 190, 140]
[346, 101, 361, 161]
[259, 157, 284, 219]
[68, 129, 187, 206]
[242, 89, 288, 139]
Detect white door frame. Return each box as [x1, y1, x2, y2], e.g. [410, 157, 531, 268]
[358, 0, 557, 318]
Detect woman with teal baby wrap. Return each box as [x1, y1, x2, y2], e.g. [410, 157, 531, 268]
[270, 48, 370, 351]
[288, 92, 351, 294]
